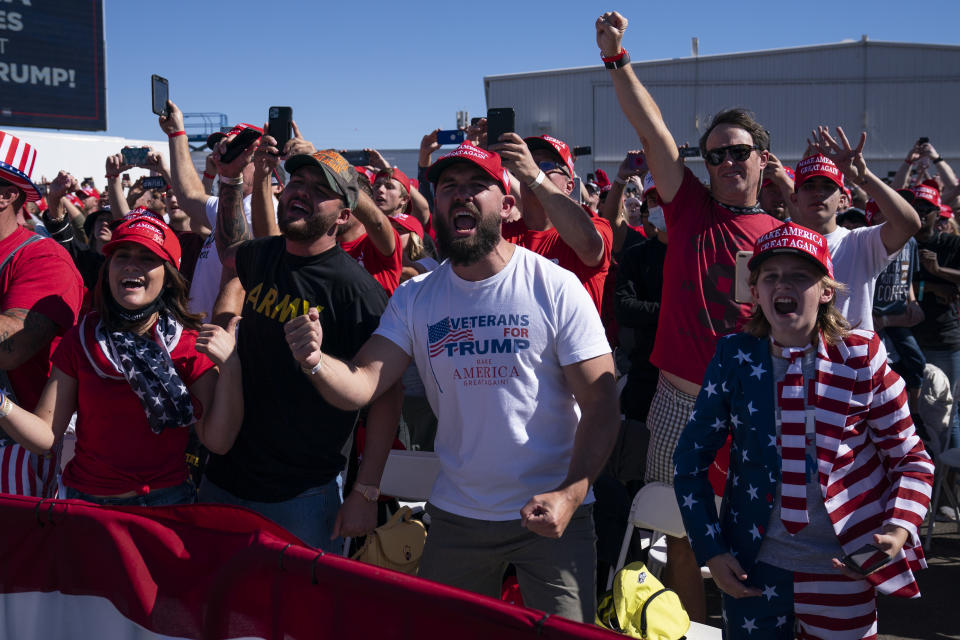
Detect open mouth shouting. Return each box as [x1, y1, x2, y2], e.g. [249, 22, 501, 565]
[120, 276, 146, 291]
[773, 296, 798, 315]
[450, 203, 480, 235]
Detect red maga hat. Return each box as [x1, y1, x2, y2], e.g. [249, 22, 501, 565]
[524, 135, 575, 178]
[913, 183, 941, 209]
[389, 212, 424, 237]
[375, 167, 411, 194]
[748, 221, 833, 279]
[103, 212, 182, 270]
[794, 155, 843, 191]
[427, 143, 511, 194]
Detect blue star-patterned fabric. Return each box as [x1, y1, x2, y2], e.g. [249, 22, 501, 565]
[674, 332, 780, 570]
[721, 561, 795, 639]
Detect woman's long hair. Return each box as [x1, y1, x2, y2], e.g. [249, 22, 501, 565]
[94, 256, 204, 331]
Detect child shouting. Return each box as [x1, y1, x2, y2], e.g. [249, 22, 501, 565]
[674, 221, 934, 639]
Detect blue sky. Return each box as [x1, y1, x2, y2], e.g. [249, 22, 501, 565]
[98, 0, 960, 150]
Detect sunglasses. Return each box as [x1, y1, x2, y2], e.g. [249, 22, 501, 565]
[704, 144, 758, 166]
[537, 160, 569, 176]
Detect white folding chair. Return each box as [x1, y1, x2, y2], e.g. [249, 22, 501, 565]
[379, 450, 441, 505]
[608, 482, 721, 590]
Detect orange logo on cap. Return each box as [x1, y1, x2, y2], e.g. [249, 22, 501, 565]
[314, 149, 348, 175]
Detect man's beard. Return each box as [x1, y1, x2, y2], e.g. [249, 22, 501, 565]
[434, 202, 500, 266]
[278, 201, 335, 242]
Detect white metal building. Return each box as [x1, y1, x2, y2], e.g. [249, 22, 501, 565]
[485, 40, 960, 182]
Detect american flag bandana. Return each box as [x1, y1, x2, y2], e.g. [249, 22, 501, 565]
[776, 342, 810, 534]
[95, 313, 196, 434]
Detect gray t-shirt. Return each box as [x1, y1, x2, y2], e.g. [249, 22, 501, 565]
[756, 350, 844, 573]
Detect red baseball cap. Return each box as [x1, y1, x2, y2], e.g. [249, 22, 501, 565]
[427, 143, 511, 194]
[913, 183, 941, 209]
[864, 199, 880, 225]
[939, 204, 954, 219]
[748, 221, 833, 279]
[794, 155, 843, 191]
[389, 212, 423, 237]
[103, 212, 182, 270]
[524, 135, 575, 178]
[375, 168, 411, 194]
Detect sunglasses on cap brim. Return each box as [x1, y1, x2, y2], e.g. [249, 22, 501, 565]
[704, 144, 758, 166]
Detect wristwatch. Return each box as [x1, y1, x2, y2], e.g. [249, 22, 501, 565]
[353, 482, 380, 502]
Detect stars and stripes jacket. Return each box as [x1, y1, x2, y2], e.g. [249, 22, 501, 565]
[674, 330, 934, 597]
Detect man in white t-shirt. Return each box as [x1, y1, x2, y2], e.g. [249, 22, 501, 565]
[282, 142, 620, 622]
[788, 127, 920, 330]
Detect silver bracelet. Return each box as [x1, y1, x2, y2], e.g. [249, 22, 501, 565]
[218, 174, 243, 186]
[527, 170, 546, 188]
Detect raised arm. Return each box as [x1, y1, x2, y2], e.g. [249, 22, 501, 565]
[250, 127, 282, 239]
[159, 100, 213, 228]
[495, 132, 605, 266]
[813, 126, 920, 254]
[596, 11, 684, 203]
[600, 151, 647, 253]
[212, 131, 258, 271]
[923, 141, 959, 207]
[352, 189, 397, 257]
[283, 308, 410, 410]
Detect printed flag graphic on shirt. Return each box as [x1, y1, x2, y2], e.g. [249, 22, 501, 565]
[427, 317, 474, 358]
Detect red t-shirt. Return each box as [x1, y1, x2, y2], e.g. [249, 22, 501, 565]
[53, 314, 215, 496]
[650, 168, 780, 384]
[502, 209, 613, 313]
[340, 227, 403, 295]
[0, 226, 83, 410]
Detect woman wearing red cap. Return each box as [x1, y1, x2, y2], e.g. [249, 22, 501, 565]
[0, 213, 241, 506]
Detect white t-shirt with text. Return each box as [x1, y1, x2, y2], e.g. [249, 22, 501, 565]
[825, 224, 893, 332]
[375, 247, 610, 520]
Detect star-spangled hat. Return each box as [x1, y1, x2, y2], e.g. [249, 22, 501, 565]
[0, 131, 42, 202]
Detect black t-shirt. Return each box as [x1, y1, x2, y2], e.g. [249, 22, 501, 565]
[614, 235, 666, 421]
[914, 232, 960, 349]
[204, 237, 388, 501]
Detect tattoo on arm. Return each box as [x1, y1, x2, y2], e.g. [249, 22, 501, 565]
[214, 184, 251, 261]
[0, 309, 58, 367]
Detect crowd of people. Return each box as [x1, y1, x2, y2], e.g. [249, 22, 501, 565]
[0, 9, 951, 639]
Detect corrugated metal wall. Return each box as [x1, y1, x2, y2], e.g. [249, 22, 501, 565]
[486, 41, 960, 183]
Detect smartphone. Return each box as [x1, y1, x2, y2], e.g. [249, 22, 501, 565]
[572, 177, 583, 205]
[220, 127, 262, 164]
[572, 145, 592, 156]
[341, 150, 371, 166]
[268, 106, 293, 151]
[151, 74, 169, 117]
[734, 250, 753, 304]
[840, 544, 891, 576]
[628, 152, 647, 172]
[486, 107, 515, 148]
[437, 129, 465, 146]
[470, 117, 482, 126]
[679, 146, 701, 158]
[121, 147, 150, 166]
[142, 176, 167, 190]
[918, 137, 930, 145]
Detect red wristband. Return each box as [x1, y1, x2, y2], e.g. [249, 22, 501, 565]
[203, 171, 215, 180]
[105, 173, 119, 179]
[168, 130, 186, 138]
[601, 48, 627, 63]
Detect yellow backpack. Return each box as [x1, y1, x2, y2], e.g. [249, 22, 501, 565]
[596, 562, 690, 640]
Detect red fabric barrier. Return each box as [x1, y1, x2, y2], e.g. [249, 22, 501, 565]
[0, 495, 616, 640]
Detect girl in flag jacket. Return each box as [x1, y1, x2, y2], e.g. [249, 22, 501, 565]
[674, 222, 933, 639]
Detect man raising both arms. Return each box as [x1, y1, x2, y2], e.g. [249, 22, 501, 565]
[597, 11, 781, 621]
[283, 143, 620, 622]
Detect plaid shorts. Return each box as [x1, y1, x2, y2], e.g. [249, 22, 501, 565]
[644, 373, 697, 485]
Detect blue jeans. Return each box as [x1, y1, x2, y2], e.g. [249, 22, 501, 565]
[65, 480, 197, 506]
[198, 477, 343, 552]
[922, 348, 960, 448]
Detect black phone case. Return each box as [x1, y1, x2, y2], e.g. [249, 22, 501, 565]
[486, 108, 515, 148]
[268, 107, 293, 150]
[220, 129, 262, 164]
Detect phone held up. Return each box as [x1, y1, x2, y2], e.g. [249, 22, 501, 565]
[151, 75, 169, 117]
[341, 150, 371, 166]
[121, 147, 151, 167]
[486, 107, 515, 148]
[220, 126, 263, 164]
[268, 106, 293, 151]
[436, 130, 466, 146]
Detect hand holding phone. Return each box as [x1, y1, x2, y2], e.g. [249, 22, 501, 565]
[268, 106, 293, 152]
[486, 108, 515, 149]
[341, 150, 371, 166]
[219, 126, 263, 164]
[121, 147, 151, 167]
[839, 544, 891, 576]
[436, 130, 466, 146]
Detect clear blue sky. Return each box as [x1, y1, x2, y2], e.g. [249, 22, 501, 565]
[98, 0, 960, 149]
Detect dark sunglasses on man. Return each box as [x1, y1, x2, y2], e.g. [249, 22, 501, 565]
[704, 144, 758, 167]
[537, 160, 570, 177]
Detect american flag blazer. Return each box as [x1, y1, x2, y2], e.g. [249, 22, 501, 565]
[674, 329, 934, 597]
